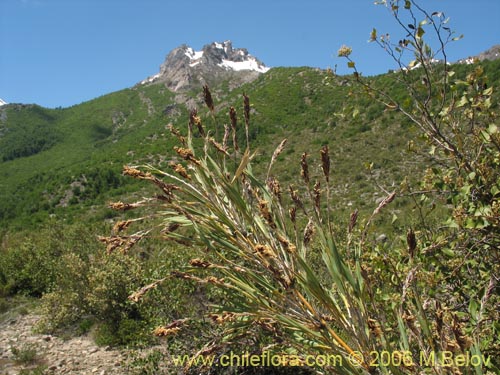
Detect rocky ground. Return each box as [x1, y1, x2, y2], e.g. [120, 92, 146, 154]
[0, 313, 128, 374]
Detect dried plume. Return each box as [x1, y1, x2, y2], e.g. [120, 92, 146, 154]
[373, 191, 396, 216]
[109, 201, 140, 211]
[203, 84, 214, 112]
[348, 209, 359, 234]
[320, 145, 330, 182]
[170, 162, 191, 179]
[407, 228, 417, 259]
[267, 176, 282, 203]
[313, 181, 321, 212]
[300, 152, 310, 184]
[209, 137, 229, 155]
[128, 278, 167, 302]
[303, 219, 315, 246]
[189, 109, 205, 137]
[174, 146, 200, 165]
[267, 139, 287, 178]
[167, 124, 186, 145]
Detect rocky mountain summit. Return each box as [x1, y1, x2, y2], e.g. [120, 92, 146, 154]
[457, 44, 500, 65]
[139, 40, 270, 91]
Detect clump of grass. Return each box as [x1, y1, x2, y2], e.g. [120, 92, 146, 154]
[104, 85, 494, 374]
[10, 342, 39, 365]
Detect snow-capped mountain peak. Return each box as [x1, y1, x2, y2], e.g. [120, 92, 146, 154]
[0, 98, 8, 106]
[139, 40, 270, 91]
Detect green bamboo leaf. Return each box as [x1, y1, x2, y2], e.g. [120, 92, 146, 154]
[397, 315, 410, 350]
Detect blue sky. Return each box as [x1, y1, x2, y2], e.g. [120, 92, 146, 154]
[1, 0, 499, 108]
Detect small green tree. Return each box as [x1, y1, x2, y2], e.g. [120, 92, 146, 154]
[339, 0, 499, 371]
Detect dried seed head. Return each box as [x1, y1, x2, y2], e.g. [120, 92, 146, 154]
[267, 176, 282, 202]
[289, 185, 304, 211]
[153, 326, 181, 337]
[203, 84, 214, 112]
[300, 152, 310, 184]
[151, 178, 179, 200]
[313, 181, 321, 211]
[289, 206, 297, 223]
[407, 228, 417, 259]
[98, 233, 144, 254]
[254, 244, 275, 258]
[271, 139, 287, 165]
[258, 198, 275, 228]
[170, 162, 191, 179]
[320, 145, 330, 182]
[109, 201, 140, 211]
[368, 318, 382, 337]
[209, 137, 229, 155]
[98, 235, 125, 254]
[205, 276, 225, 286]
[243, 93, 250, 124]
[171, 270, 197, 281]
[161, 222, 180, 234]
[373, 191, 396, 215]
[167, 124, 186, 145]
[277, 234, 297, 254]
[348, 209, 359, 234]
[188, 108, 198, 134]
[113, 220, 132, 233]
[229, 106, 237, 129]
[189, 258, 212, 268]
[128, 279, 165, 302]
[223, 124, 230, 150]
[210, 312, 235, 324]
[303, 219, 315, 246]
[174, 146, 200, 165]
[189, 108, 205, 137]
[123, 166, 151, 180]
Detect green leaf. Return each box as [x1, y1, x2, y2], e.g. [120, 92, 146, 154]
[370, 28, 377, 42]
[404, 0, 411, 9]
[491, 185, 500, 197]
[347, 61, 355, 68]
[481, 129, 491, 142]
[417, 26, 425, 39]
[469, 299, 479, 321]
[442, 248, 455, 257]
[457, 95, 468, 107]
[483, 86, 493, 96]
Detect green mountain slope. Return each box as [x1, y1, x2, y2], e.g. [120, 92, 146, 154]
[1, 59, 499, 229]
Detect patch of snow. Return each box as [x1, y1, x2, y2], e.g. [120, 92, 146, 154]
[0, 98, 7, 106]
[185, 47, 204, 61]
[464, 57, 475, 65]
[218, 58, 270, 73]
[140, 73, 161, 85]
[215, 42, 223, 49]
